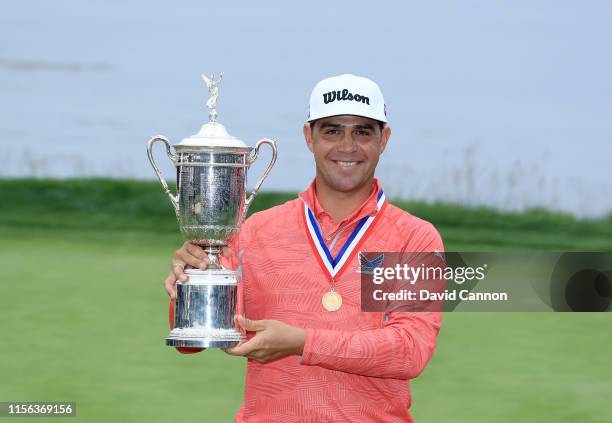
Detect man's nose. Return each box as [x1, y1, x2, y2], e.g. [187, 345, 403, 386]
[337, 132, 357, 152]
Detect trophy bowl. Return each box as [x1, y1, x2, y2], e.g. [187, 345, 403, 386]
[176, 150, 247, 244]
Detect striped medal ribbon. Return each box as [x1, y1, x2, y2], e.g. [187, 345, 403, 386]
[302, 189, 387, 311]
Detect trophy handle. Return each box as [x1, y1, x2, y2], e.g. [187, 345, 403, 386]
[244, 138, 278, 217]
[147, 135, 179, 213]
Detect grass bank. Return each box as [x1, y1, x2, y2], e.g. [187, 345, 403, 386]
[2, 178, 612, 250]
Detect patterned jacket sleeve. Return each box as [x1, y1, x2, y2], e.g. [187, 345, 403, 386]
[300, 222, 444, 379]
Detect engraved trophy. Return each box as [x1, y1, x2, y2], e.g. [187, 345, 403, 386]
[147, 73, 277, 348]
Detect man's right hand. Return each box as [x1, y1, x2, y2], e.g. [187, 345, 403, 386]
[164, 241, 231, 300]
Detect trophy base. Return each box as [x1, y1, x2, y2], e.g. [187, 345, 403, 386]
[167, 268, 244, 349]
[165, 327, 244, 349]
[165, 338, 241, 349]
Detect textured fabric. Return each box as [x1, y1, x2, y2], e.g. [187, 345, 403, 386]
[169, 178, 444, 422]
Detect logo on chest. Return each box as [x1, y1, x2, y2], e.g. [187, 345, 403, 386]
[356, 252, 385, 274]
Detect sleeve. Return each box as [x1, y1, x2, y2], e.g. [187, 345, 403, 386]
[300, 222, 445, 379]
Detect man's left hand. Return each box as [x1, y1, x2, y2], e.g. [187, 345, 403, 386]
[225, 316, 305, 363]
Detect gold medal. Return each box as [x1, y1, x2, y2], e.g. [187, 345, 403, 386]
[322, 290, 342, 312]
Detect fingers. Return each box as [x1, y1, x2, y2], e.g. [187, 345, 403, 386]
[172, 242, 211, 281]
[224, 338, 256, 357]
[225, 316, 266, 357]
[171, 259, 189, 282]
[235, 315, 266, 332]
[165, 273, 177, 299]
[224, 341, 281, 363]
[183, 242, 211, 268]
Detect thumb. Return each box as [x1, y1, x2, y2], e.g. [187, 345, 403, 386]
[235, 315, 266, 332]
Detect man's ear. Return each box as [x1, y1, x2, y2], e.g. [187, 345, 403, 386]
[380, 125, 391, 153]
[304, 123, 314, 153]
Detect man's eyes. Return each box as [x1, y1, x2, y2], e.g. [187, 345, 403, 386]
[323, 129, 370, 135]
[320, 128, 373, 138]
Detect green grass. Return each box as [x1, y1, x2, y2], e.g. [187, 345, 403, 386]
[1, 178, 611, 422]
[0, 237, 244, 422]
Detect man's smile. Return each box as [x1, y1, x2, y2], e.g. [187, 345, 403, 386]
[331, 159, 364, 169]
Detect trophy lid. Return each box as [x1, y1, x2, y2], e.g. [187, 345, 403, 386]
[178, 121, 248, 148]
[177, 72, 250, 150]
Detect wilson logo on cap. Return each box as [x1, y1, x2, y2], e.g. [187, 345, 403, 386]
[323, 89, 370, 105]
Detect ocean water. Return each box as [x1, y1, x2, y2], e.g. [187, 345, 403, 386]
[2, 1, 611, 217]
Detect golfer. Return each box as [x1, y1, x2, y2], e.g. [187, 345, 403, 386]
[165, 74, 444, 422]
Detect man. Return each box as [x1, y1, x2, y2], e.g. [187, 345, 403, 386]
[165, 74, 444, 422]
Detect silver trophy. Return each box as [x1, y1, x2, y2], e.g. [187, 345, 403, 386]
[147, 73, 277, 348]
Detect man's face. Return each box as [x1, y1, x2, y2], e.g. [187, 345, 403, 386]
[303, 115, 391, 193]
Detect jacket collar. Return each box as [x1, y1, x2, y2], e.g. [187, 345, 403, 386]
[298, 178, 382, 226]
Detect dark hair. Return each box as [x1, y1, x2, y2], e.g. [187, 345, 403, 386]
[309, 120, 386, 131]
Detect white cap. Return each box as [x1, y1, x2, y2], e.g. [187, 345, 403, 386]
[307, 74, 387, 123]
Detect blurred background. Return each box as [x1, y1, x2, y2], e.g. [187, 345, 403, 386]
[1, 1, 611, 422]
[2, 0, 611, 216]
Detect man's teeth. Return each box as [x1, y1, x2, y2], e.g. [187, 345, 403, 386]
[337, 161, 357, 167]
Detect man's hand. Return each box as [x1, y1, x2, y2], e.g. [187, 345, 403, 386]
[225, 316, 306, 363]
[164, 241, 231, 299]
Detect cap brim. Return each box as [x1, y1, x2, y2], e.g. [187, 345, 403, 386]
[307, 113, 387, 124]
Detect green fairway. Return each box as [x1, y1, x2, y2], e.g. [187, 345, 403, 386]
[1, 179, 611, 422]
[0, 236, 246, 422]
